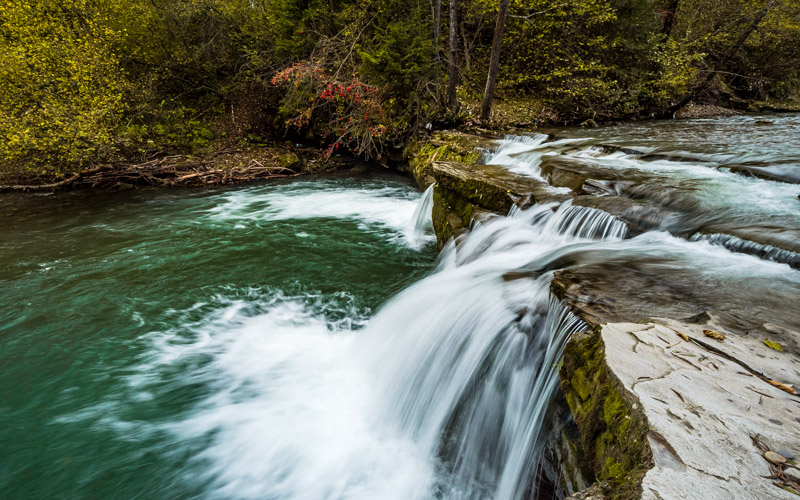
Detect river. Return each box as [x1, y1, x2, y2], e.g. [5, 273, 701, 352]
[2, 115, 799, 499]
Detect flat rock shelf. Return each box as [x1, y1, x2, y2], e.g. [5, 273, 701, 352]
[409, 116, 800, 499]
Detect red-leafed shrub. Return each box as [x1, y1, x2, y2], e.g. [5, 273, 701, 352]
[271, 61, 387, 160]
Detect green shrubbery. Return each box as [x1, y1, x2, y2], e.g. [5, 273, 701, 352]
[0, 0, 125, 175]
[1, 0, 799, 176]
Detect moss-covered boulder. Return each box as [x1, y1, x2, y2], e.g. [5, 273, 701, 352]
[559, 325, 653, 500]
[405, 131, 495, 189]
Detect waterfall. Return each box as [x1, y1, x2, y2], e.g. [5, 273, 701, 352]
[689, 232, 800, 269]
[129, 198, 629, 500]
[359, 201, 628, 499]
[407, 183, 435, 249]
[484, 134, 589, 179]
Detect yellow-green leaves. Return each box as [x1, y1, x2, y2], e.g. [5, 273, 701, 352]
[0, 0, 126, 175]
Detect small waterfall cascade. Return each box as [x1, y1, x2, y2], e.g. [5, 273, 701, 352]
[689, 232, 800, 269]
[408, 183, 435, 248]
[359, 201, 629, 499]
[483, 134, 590, 179]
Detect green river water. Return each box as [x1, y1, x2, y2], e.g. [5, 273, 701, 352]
[0, 174, 436, 499]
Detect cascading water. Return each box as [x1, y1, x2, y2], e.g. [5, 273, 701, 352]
[124, 198, 627, 500]
[6, 116, 799, 500]
[688, 232, 800, 269]
[408, 183, 436, 248]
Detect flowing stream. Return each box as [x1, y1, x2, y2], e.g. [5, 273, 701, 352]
[2, 115, 800, 500]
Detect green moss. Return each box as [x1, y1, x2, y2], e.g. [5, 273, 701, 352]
[432, 165, 514, 214]
[603, 390, 626, 427]
[559, 325, 653, 500]
[571, 367, 593, 402]
[431, 184, 479, 248]
[603, 457, 627, 482]
[277, 152, 302, 170]
[406, 132, 485, 190]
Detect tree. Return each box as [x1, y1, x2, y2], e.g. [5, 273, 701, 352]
[669, 0, 778, 113]
[0, 0, 126, 175]
[480, 0, 510, 122]
[433, 0, 442, 56]
[660, 0, 680, 38]
[447, 0, 459, 111]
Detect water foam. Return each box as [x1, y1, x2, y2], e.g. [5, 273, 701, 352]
[122, 201, 635, 499]
[205, 181, 435, 249]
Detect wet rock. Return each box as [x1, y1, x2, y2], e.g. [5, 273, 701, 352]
[558, 325, 653, 499]
[785, 468, 800, 484]
[405, 131, 496, 189]
[763, 323, 796, 336]
[567, 483, 607, 499]
[276, 151, 303, 171]
[594, 320, 800, 499]
[674, 104, 741, 119]
[431, 160, 566, 213]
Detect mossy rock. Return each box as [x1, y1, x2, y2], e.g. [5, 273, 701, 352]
[405, 131, 492, 189]
[431, 184, 476, 248]
[559, 325, 653, 500]
[276, 151, 303, 171]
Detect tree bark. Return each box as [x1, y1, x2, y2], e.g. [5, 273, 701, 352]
[669, 0, 776, 114]
[480, 0, 511, 122]
[659, 0, 680, 38]
[460, 18, 471, 73]
[433, 0, 442, 57]
[447, 0, 459, 111]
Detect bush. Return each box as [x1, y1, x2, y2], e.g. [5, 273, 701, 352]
[0, 0, 126, 175]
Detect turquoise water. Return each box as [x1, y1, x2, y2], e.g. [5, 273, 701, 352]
[0, 175, 436, 499]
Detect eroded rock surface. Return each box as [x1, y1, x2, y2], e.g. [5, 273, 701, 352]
[601, 320, 800, 499]
[409, 127, 800, 499]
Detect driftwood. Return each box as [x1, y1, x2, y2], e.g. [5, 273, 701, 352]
[0, 152, 305, 192]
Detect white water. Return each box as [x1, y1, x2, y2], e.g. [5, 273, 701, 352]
[488, 133, 800, 263]
[485, 134, 589, 179]
[689, 232, 800, 268]
[114, 121, 800, 500]
[206, 180, 435, 249]
[123, 191, 641, 499]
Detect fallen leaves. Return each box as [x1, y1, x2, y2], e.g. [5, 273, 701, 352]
[763, 339, 784, 352]
[703, 329, 726, 341]
[767, 379, 798, 395]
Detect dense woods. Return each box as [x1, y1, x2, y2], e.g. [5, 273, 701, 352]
[1, 0, 799, 177]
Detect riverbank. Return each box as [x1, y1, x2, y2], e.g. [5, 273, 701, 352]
[408, 122, 800, 499]
[0, 146, 350, 192]
[4, 98, 800, 194]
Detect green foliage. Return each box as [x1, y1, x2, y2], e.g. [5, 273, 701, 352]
[0, 0, 126, 174]
[2, 0, 799, 176]
[121, 107, 214, 155]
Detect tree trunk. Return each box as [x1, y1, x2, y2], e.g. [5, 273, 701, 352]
[669, 0, 776, 114]
[433, 0, 442, 57]
[480, 0, 510, 122]
[660, 0, 680, 38]
[460, 19, 471, 73]
[447, 0, 459, 111]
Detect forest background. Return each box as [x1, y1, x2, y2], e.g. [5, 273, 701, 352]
[1, 0, 798, 178]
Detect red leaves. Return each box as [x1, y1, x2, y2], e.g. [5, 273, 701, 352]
[271, 61, 387, 161]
